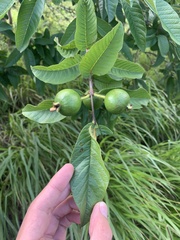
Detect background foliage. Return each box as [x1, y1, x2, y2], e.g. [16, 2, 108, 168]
[0, 0, 180, 239]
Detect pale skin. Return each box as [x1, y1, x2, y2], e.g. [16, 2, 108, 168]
[16, 163, 112, 240]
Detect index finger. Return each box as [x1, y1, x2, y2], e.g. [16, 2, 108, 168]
[31, 163, 74, 212]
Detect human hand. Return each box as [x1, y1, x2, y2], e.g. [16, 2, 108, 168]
[16, 163, 112, 240]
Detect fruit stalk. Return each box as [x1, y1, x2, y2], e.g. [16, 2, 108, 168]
[89, 76, 96, 124]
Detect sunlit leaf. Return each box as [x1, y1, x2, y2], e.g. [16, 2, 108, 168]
[79, 22, 124, 77]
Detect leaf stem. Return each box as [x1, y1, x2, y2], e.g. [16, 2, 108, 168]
[89, 76, 96, 124]
[94, 93, 105, 99]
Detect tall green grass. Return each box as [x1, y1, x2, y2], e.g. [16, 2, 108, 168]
[0, 81, 180, 239]
[0, 113, 80, 239]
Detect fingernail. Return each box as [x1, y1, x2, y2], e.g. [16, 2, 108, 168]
[100, 202, 108, 218]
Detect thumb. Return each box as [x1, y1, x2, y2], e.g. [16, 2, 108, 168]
[89, 202, 112, 240]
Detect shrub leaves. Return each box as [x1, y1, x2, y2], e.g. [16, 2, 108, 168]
[15, 0, 45, 52]
[79, 22, 124, 77]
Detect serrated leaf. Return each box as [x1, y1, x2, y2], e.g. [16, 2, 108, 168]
[5, 48, 23, 67]
[31, 56, 81, 85]
[122, 0, 146, 52]
[108, 59, 145, 80]
[79, 22, 124, 77]
[75, 0, 97, 50]
[22, 100, 65, 123]
[105, 0, 118, 22]
[157, 35, 169, 57]
[0, 0, 15, 19]
[155, 0, 180, 45]
[126, 88, 151, 109]
[55, 38, 78, 58]
[15, 0, 45, 52]
[70, 123, 109, 226]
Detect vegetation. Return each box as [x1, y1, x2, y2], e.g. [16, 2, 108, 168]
[0, 0, 180, 239]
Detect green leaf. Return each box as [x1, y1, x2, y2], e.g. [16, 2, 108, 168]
[0, 21, 12, 32]
[126, 88, 151, 109]
[0, 84, 8, 101]
[75, 0, 97, 50]
[79, 22, 124, 77]
[108, 59, 145, 80]
[23, 48, 36, 77]
[155, 0, 180, 45]
[157, 35, 169, 57]
[96, 124, 113, 136]
[97, 17, 112, 37]
[15, 0, 45, 52]
[0, 0, 15, 19]
[55, 38, 78, 58]
[121, 42, 133, 61]
[60, 19, 76, 45]
[70, 123, 109, 226]
[144, 0, 156, 12]
[31, 55, 81, 85]
[98, 0, 106, 19]
[52, 0, 62, 5]
[122, 0, 147, 52]
[94, 75, 123, 91]
[105, 0, 118, 22]
[5, 48, 23, 67]
[22, 100, 65, 124]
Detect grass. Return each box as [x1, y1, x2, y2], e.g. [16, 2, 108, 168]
[0, 80, 180, 239]
[0, 111, 80, 239]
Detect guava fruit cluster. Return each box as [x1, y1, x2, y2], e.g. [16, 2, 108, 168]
[51, 88, 131, 116]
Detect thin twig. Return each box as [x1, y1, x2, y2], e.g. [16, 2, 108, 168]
[89, 76, 96, 124]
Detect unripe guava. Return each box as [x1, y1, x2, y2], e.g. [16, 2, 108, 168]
[54, 89, 81, 116]
[104, 89, 130, 114]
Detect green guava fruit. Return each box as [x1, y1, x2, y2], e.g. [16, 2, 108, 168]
[54, 89, 81, 116]
[104, 89, 130, 114]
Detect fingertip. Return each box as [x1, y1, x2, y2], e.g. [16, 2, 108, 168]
[99, 202, 108, 218]
[61, 163, 74, 175]
[89, 201, 112, 239]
